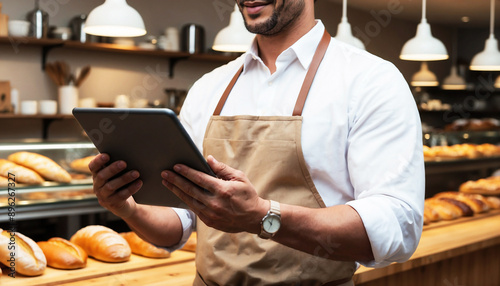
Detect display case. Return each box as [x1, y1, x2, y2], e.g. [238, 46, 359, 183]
[0, 141, 105, 237]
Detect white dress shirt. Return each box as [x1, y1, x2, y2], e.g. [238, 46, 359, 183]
[172, 20, 425, 268]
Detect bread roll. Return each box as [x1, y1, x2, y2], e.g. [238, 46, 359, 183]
[485, 196, 500, 209]
[0, 159, 45, 184]
[7, 152, 71, 183]
[70, 225, 131, 263]
[0, 229, 46, 276]
[423, 204, 440, 224]
[435, 192, 489, 214]
[120, 232, 170, 258]
[37, 237, 87, 269]
[0, 175, 8, 187]
[70, 156, 96, 174]
[181, 232, 197, 252]
[425, 198, 463, 220]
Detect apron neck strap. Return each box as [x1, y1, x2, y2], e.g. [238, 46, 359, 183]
[213, 29, 332, 116]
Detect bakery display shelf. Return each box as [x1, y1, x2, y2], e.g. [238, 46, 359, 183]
[0, 36, 237, 77]
[424, 156, 500, 174]
[0, 250, 196, 286]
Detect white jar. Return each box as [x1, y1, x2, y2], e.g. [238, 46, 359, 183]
[58, 85, 79, 114]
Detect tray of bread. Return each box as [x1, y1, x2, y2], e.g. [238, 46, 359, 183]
[423, 191, 500, 230]
[423, 143, 500, 162]
[0, 225, 197, 285]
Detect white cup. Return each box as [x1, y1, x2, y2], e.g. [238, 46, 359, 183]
[58, 85, 79, 114]
[39, 100, 57, 115]
[79, 97, 97, 108]
[20, 100, 38, 115]
[114, 94, 130, 108]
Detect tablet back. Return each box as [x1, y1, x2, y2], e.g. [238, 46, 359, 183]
[73, 108, 213, 209]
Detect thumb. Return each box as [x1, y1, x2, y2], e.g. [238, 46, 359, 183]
[206, 155, 239, 181]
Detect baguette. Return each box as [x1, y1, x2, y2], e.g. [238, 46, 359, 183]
[120, 232, 170, 258]
[485, 196, 500, 209]
[0, 229, 46, 276]
[70, 156, 96, 174]
[0, 159, 45, 184]
[425, 198, 463, 220]
[37, 237, 87, 269]
[8, 152, 71, 183]
[435, 192, 489, 214]
[70, 225, 131, 263]
[0, 175, 8, 187]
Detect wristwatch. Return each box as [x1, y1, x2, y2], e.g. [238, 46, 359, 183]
[259, 200, 281, 239]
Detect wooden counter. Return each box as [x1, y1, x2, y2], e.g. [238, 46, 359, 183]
[2, 211, 499, 285]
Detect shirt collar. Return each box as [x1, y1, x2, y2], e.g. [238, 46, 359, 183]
[242, 20, 326, 73]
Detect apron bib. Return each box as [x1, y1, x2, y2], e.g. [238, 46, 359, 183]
[195, 30, 356, 286]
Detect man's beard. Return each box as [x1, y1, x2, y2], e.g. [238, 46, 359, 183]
[243, 0, 305, 36]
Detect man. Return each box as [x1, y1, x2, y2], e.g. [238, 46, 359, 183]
[90, 0, 425, 285]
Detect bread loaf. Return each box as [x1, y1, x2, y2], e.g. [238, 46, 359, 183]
[0, 159, 45, 184]
[37, 237, 87, 269]
[8, 152, 71, 183]
[435, 192, 489, 214]
[485, 196, 500, 209]
[0, 229, 46, 276]
[70, 225, 131, 263]
[0, 175, 8, 187]
[425, 198, 463, 220]
[70, 156, 96, 174]
[120, 232, 170, 258]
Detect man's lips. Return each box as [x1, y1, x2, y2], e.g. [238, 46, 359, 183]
[241, 1, 271, 14]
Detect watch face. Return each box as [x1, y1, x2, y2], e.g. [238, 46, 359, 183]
[263, 214, 281, 233]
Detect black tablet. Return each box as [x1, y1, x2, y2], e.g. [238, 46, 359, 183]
[73, 107, 214, 209]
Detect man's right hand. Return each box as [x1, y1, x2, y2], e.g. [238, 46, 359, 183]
[89, 153, 143, 219]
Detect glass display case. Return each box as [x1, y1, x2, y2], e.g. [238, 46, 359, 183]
[0, 141, 105, 223]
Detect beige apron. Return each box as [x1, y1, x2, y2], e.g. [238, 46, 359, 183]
[195, 30, 356, 286]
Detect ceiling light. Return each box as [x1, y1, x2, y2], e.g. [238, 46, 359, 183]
[400, 0, 448, 61]
[84, 0, 146, 37]
[212, 4, 255, 53]
[442, 29, 467, 90]
[411, 62, 439, 87]
[470, 0, 500, 71]
[334, 0, 365, 50]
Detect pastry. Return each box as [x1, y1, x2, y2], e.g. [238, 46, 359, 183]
[120, 231, 171, 258]
[0, 229, 46, 276]
[37, 237, 87, 269]
[70, 225, 131, 263]
[70, 156, 96, 174]
[7, 152, 71, 183]
[424, 198, 463, 220]
[0, 159, 45, 184]
[434, 192, 489, 214]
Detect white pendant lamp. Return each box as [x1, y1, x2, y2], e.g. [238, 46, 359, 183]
[442, 30, 467, 90]
[470, 0, 500, 71]
[212, 4, 255, 53]
[400, 0, 448, 61]
[411, 62, 439, 87]
[334, 0, 365, 50]
[84, 0, 146, 37]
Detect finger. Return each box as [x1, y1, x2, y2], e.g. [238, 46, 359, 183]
[206, 155, 241, 181]
[162, 170, 210, 199]
[88, 153, 109, 175]
[108, 178, 143, 201]
[101, 170, 141, 197]
[162, 176, 207, 212]
[93, 160, 127, 188]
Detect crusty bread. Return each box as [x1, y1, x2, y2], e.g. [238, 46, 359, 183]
[7, 152, 71, 183]
[37, 237, 87, 269]
[423, 204, 440, 225]
[0, 159, 45, 184]
[434, 192, 489, 214]
[0, 175, 8, 187]
[425, 198, 463, 220]
[70, 225, 131, 263]
[120, 232, 170, 258]
[181, 232, 197, 252]
[485, 196, 500, 209]
[69, 156, 96, 174]
[0, 229, 46, 276]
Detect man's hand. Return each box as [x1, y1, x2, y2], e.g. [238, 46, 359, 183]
[89, 153, 143, 219]
[161, 155, 268, 234]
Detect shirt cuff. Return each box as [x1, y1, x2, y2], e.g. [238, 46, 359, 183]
[160, 208, 196, 252]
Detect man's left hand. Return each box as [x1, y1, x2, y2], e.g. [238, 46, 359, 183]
[161, 155, 268, 234]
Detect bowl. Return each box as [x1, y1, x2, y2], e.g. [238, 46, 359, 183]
[8, 20, 31, 37]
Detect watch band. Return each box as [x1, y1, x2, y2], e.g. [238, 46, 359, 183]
[259, 200, 281, 239]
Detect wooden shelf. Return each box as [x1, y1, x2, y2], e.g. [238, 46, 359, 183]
[0, 36, 238, 77]
[0, 114, 74, 119]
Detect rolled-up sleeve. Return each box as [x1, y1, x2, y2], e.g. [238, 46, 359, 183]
[345, 62, 425, 268]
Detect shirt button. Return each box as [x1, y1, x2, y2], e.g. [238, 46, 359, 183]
[268, 81, 273, 86]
